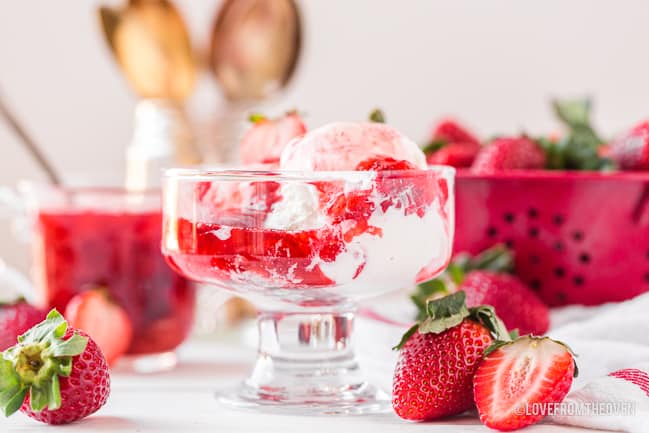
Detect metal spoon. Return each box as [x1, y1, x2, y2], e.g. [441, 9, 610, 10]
[206, 0, 302, 162]
[209, 0, 301, 102]
[99, 0, 196, 101]
[0, 92, 61, 185]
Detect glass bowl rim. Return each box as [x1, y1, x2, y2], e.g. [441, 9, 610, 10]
[164, 165, 456, 182]
[16, 181, 160, 197]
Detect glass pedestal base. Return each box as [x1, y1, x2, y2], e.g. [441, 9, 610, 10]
[217, 382, 390, 415]
[215, 310, 391, 415]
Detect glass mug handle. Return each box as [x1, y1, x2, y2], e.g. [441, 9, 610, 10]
[0, 185, 35, 304]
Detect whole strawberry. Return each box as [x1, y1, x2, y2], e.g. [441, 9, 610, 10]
[392, 291, 510, 421]
[65, 289, 133, 365]
[461, 271, 549, 336]
[423, 119, 480, 168]
[0, 301, 45, 351]
[240, 111, 307, 165]
[609, 121, 649, 170]
[472, 136, 546, 173]
[431, 119, 480, 145]
[411, 245, 550, 336]
[473, 336, 577, 431]
[426, 142, 480, 168]
[0, 310, 110, 424]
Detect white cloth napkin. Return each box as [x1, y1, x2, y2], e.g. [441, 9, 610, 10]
[356, 290, 649, 433]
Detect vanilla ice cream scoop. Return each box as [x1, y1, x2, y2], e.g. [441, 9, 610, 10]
[279, 122, 427, 171]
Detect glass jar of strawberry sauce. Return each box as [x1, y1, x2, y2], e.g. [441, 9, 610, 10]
[19, 183, 196, 371]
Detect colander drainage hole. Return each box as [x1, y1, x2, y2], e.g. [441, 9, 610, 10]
[578, 253, 591, 264]
[487, 226, 498, 237]
[573, 276, 585, 286]
[554, 241, 564, 252]
[528, 227, 539, 238]
[572, 231, 584, 242]
[530, 279, 541, 291]
[503, 212, 515, 224]
[528, 208, 539, 219]
[553, 214, 565, 226]
[554, 267, 565, 278]
[644, 273, 649, 283]
[505, 239, 514, 248]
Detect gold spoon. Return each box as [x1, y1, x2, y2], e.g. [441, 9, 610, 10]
[99, 0, 196, 102]
[98, 0, 200, 173]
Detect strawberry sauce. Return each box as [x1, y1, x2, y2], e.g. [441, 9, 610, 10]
[35, 210, 195, 354]
[164, 169, 450, 297]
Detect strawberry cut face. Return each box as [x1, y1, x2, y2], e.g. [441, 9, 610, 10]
[473, 336, 576, 431]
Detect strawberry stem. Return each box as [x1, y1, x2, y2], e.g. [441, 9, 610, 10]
[369, 109, 386, 123]
[248, 113, 267, 124]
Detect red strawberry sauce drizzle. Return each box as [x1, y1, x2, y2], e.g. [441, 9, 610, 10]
[171, 158, 447, 289]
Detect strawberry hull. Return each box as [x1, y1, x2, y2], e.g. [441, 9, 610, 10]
[454, 170, 649, 306]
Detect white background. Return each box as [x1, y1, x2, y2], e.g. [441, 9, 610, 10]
[2, 0, 649, 270]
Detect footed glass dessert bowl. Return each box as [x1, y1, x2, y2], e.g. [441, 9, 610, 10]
[162, 166, 455, 414]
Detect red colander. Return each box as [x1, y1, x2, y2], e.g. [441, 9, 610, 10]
[453, 170, 649, 306]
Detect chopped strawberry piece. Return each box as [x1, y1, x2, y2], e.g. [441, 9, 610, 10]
[355, 156, 418, 171]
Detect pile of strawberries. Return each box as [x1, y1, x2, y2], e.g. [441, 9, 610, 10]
[393, 246, 572, 431]
[424, 98, 649, 172]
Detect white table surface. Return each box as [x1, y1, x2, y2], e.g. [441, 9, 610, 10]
[1, 331, 613, 433]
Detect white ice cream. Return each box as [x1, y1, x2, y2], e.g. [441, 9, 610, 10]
[256, 121, 449, 291]
[264, 183, 326, 231]
[280, 122, 427, 171]
[315, 200, 449, 292]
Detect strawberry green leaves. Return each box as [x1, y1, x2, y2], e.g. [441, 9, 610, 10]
[0, 310, 88, 417]
[419, 292, 470, 335]
[0, 357, 27, 417]
[395, 291, 511, 350]
[410, 244, 514, 320]
[394, 292, 470, 350]
[543, 98, 612, 170]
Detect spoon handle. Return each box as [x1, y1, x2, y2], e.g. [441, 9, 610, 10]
[0, 93, 61, 185]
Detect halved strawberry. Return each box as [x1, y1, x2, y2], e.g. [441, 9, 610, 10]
[473, 336, 577, 431]
[64, 290, 133, 365]
[240, 111, 307, 164]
